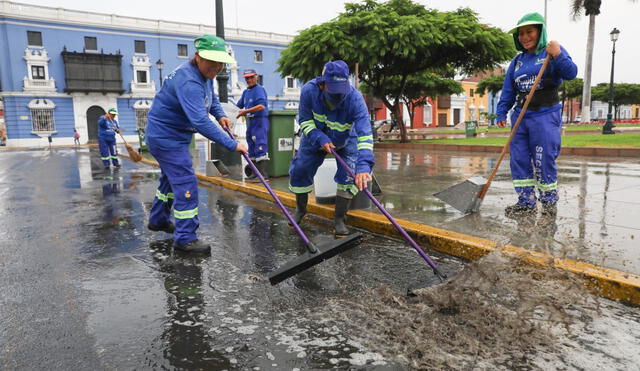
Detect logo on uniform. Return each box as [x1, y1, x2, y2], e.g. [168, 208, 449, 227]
[204, 96, 210, 107]
[185, 190, 191, 198]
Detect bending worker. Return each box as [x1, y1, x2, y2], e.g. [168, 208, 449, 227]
[289, 60, 374, 237]
[145, 34, 248, 254]
[236, 68, 270, 182]
[497, 12, 577, 216]
[97, 108, 121, 169]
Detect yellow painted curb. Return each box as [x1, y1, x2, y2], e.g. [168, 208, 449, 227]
[128, 155, 640, 306]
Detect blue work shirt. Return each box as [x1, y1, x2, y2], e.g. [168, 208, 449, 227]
[237, 84, 269, 118]
[298, 78, 374, 174]
[497, 47, 578, 122]
[97, 115, 120, 140]
[145, 61, 238, 152]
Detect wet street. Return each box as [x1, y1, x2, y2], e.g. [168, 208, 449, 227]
[1, 146, 639, 370]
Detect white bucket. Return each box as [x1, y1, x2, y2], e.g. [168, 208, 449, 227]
[313, 157, 337, 203]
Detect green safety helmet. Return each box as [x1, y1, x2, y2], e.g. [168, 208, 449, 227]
[194, 34, 237, 64]
[107, 108, 118, 115]
[509, 12, 548, 54]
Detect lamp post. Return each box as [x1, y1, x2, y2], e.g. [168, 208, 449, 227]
[215, 0, 229, 103]
[155, 59, 164, 87]
[602, 27, 620, 135]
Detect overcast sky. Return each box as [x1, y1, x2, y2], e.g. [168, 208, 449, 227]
[16, 0, 640, 83]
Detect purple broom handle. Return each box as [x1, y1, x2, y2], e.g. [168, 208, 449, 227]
[330, 149, 443, 274]
[222, 126, 315, 250]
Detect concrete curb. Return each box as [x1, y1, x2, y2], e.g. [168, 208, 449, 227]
[374, 142, 640, 157]
[131, 155, 640, 306]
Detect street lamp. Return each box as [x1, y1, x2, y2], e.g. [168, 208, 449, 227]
[602, 27, 620, 135]
[155, 59, 164, 87]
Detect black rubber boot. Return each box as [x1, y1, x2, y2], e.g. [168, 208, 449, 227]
[292, 193, 308, 225]
[258, 160, 269, 181]
[147, 222, 175, 234]
[504, 203, 536, 218]
[540, 202, 557, 216]
[334, 196, 351, 237]
[174, 239, 211, 254]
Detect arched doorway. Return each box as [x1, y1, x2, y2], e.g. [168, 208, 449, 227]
[86, 106, 105, 142]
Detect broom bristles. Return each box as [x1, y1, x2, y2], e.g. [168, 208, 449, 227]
[125, 143, 143, 162]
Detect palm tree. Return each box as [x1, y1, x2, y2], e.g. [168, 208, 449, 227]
[571, 0, 637, 123]
[570, 0, 602, 124]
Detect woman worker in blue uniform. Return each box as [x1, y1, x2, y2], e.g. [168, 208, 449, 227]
[145, 34, 248, 253]
[496, 13, 577, 216]
[97, 108, 120, 169]
[289, 60, 374, 237]
[236, 68, 270, 181]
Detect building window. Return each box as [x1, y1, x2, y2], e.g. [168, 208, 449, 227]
[136, 70, 148, 83]
[31, 65, 46, 80]
[177, 44, 188, 57]
[134, 40, 146, 54]
[28, 99, 56, 133]
[84, 36, 97, 51]
[469, 89, 474, 97]
[135, 108, 149, 130]
[254, 50, 263, 63]
[27, 31, 43, 47]
[286, 76, 296, 89]
[258, 74, 263, 86]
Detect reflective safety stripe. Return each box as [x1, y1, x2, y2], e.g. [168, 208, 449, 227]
[337, 183, 359, 195]
[312, 111, 352, 132]
[358, 135, 373, 142]
[299, 120, 317, 135]
[357, 143, 374, 151]
[155, 189, 175, 202]
[110, 156, 119, 159]
[288, 184, 313, 193]
[537, 181, 558, 191]
[174, 207, 198, 219]
[100, 156, 110, 160]
[513, 179, 536, 187]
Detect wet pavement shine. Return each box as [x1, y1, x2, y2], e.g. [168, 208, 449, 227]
[1, 146, 639, 370]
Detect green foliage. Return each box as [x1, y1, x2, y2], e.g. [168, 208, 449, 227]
[591, 83, 640, 106]
[559, 78, 584, 100]
[476, 74, 505, 96]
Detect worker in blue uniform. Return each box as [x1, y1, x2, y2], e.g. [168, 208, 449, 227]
[289, 60, 374, 237]
[497, 12, 577, 217]
[97, 108, 121, 169]
[236, 68, 270, 182]
[145, 34, 248, 253]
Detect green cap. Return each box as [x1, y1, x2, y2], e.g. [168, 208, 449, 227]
[194, 35, 237, 64]
[107, 108, 118, 115]
[509, 12, 548, 54]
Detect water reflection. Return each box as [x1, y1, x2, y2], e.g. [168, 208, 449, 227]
[149, 240, 231, 369]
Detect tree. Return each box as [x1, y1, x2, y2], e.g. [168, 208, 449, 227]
[361, 71, 462, 129]
[476, 73, 505, 126]
[591, 83, 640, 120]
[559, 78, 583, 122]
[571, 0, 637, 123]
[278, 0, 515, 142]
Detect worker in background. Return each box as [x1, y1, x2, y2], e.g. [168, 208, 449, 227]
[236, 68, 270, 182]
[97, 108, 120, 169]
[289, 60, 374, 237]
[145, 34, 248, 254]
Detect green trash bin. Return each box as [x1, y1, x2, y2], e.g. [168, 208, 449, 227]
[465, 120, 477, 138]
[137, 128, 147, 152]
[267, 110, 296, 177]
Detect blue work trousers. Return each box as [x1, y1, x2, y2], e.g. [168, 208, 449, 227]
[148, 147, 199, 246]
[246, 116, 269, 160]
[98, 137, 119, 167]
[509, 109, 562, 207]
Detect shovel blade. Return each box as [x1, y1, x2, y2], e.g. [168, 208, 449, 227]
[268, 233, 362, 285]
[434, 176, 486, 214]
[206, 159, 230, 176]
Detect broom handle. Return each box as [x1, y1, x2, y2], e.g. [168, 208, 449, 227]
[477, 53, 550, 200]
[330, 149, 446, 281]
[221, 125, 317, 253]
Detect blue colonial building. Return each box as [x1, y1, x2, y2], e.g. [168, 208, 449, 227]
[0, 0, 301, 146]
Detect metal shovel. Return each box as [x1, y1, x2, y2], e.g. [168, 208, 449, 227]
[434, 54, 551, 214]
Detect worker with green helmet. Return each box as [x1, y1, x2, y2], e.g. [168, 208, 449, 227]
[145, 34, 248, 254]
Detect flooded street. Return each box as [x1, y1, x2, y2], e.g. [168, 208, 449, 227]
[1, 147, 639, 370]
